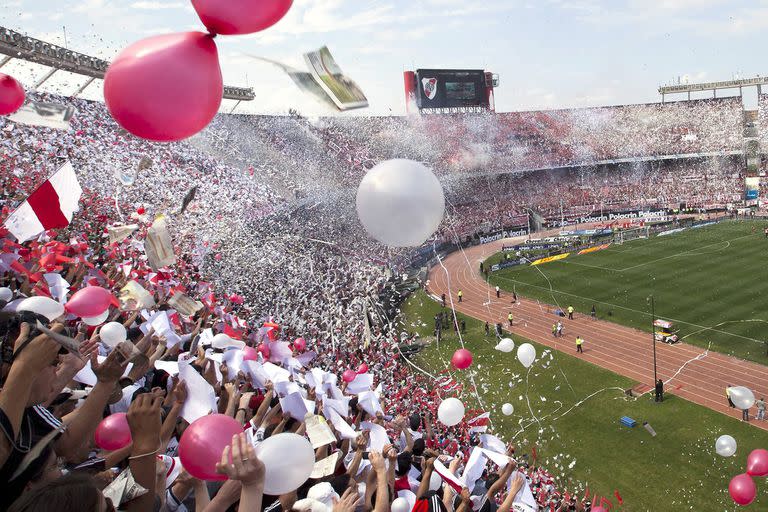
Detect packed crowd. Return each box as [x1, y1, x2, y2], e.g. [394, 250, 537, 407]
[439, 155, 743, 239]
[0, 99, 625, 511]
[195, 96, 744, 187]
[0, 171, 592, 512]
[0, 89, 753, 511]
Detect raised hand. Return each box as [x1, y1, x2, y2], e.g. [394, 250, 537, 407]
[215, 432, 266, 486]
[333, 487, 361, 512]
[172, 380, 188, 406]
[92, 349, 128, 384]
[126, 393, 163, 453]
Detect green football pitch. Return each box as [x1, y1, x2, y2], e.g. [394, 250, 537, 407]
[487, 219, 768, 364]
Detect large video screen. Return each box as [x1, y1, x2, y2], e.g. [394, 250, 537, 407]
[415, 69, 488, 109]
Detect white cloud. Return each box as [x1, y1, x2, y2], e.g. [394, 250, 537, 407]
[130, 1, 186, 9]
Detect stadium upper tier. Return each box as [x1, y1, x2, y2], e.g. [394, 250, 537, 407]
[0, 92, 745, 253]
[199, 95, 745, 183]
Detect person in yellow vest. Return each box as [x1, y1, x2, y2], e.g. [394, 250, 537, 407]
[457, 290, 463, 303]
[575, 335, 584, 353]
[567, 305, 574, 320]
[508, 312, 514, 327]
[552, 323, 558, 337]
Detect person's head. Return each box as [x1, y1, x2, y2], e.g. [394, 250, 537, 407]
[396, 451, 412, 476]
[413, 438, 426, 457]
[8, 473, 113, 512]
[25, 352, 61, 407]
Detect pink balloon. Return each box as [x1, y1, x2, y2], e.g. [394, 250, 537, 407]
[357, 363, 368, 374]
[0, 73, 25, 116]
[343, 369, 357, 383]
[747, 448, 768, 477]
[94, 413, 132, 451]
[257, 343, 270, 359]
[591, 508, 607, 512]
[191, 0, 293, 35]
[729, 473, 756, 506]
[179, 414, 242, 481]
[451, 349, 473, 370]
[104, 32, 222, 142]
[293, 337, 306, 352]
[242, 346, 258, 361]
[65, 286, 113, 317]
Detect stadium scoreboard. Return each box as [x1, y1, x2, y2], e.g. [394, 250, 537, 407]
[404, 69, 498, 113]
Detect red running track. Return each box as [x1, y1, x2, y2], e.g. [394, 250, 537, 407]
[427, 234, 768, 430]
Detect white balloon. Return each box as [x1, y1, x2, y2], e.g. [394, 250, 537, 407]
[502, 403, 514, 416]
[17, 297, 65, 321]
[495, 338, 515, 353]
[254, 433, 315, 495]
[517, 343, 536, 368]
[100, 322, 127, 348]
[428, 471, 443, 491]
[437, 397, 465, 427]
[82, 309, 110, 326]
[729, 386, 756, 410]
[715, 435, 737, 457]
[0, 287, 12, 302]
[356, 159, 445, 247]
[392, 498, 411, 512]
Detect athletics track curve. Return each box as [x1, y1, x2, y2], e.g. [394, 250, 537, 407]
[427, 233, 768, 430]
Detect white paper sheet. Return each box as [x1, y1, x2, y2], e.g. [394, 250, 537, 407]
[305, 414, 337, 448]
[279, 392, 315, 422]
[346, 373, 373, 394]
[360, 421, 390, 451]
[328, 409, 358, 440]
[178, 360, 217, 423]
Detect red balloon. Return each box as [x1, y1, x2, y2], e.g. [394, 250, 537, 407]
[179, 414, 242, 481]
[747, 448, 768, 477]
[191, 0, 293, 35]
[66, 286, 113, 317]
[94, 413, 132, 451]
[451, 348, 473, 370]
[104, 32, 222, 142]
[243, 346, 258, 361]
[342, 369, 357, 383]
[729, 473, 756, 506]
[257, 343, 270, 359]
[0, 73, 25, 116]
[293, 337, 306, 352]
[357, 363, 368, 374]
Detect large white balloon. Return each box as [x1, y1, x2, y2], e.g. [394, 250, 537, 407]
[437, 397, 465, 427]
[495, 338, 515, 353]
[392, 498, 411, 512]
[356, 159, 445, 247]
[715, 435, 737, 457]
[82, 309, 110, 326]
[0, 287, 12, 302]
[17, 297, 65, 321]
[254, 433, 315, 495]
[517, 343, 536, 368]
[502, 403, 514, 416]
[729, 387, 756, 410]
[100, 322, 127, 348]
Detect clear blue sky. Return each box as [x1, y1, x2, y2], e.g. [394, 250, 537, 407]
[1, 0, 766, 115]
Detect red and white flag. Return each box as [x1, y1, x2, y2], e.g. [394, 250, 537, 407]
[4, 163, 82, 242]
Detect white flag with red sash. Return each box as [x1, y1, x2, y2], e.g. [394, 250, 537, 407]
[4, 162, 82, 242]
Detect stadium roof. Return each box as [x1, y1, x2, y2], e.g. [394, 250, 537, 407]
[0, 26, 254, 101]
[659, 76, 768, 95]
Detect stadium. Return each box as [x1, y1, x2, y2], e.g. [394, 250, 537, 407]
[1, 6, 768, 512]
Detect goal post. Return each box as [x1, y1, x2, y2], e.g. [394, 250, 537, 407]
[615, 225, 650, 245]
